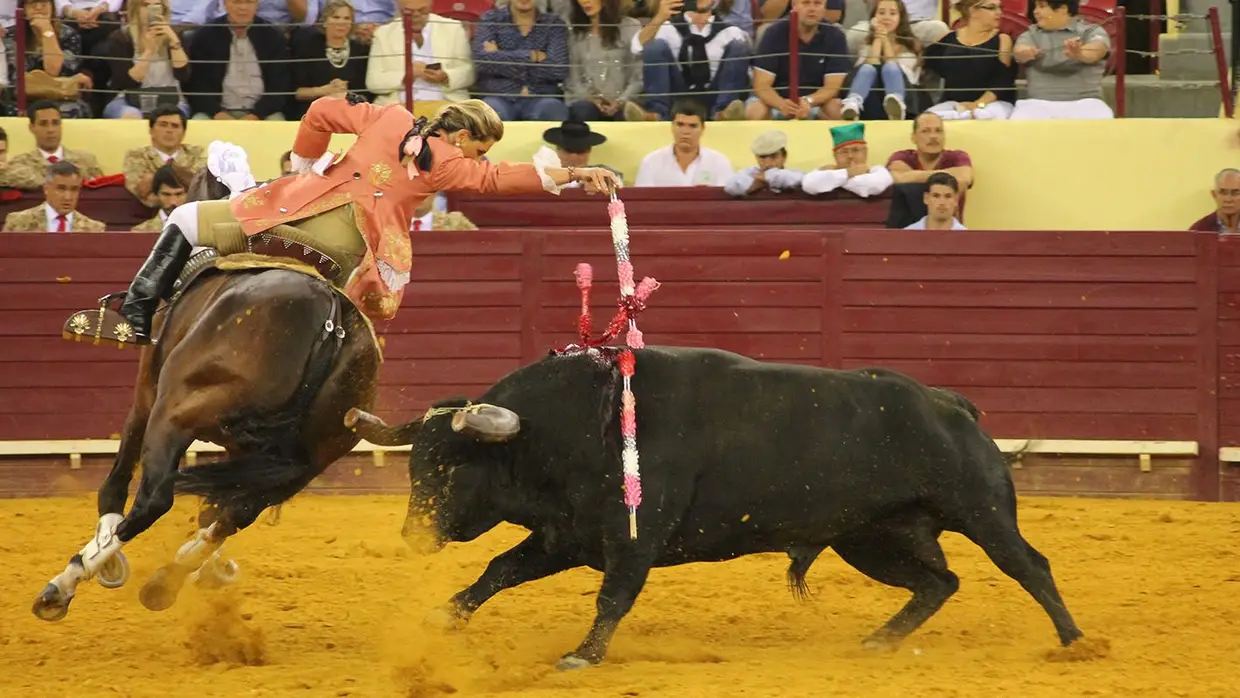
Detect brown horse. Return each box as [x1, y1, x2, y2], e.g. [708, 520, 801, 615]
[33, 170, 383, 620]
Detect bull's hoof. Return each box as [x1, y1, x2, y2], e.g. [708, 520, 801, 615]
[32, 583, 71, 622]
[554, 654, 595, 672]
[139, 564, 190, 612]
[96, 551, 130, 590]
[422, 605, 470, 632]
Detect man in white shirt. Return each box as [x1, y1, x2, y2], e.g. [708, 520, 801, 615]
[635, 100, 734, 187]
[366, 0, 474, 118]
[904, 171, 968, 229]
[1, 160, 106, 232]
[724, 130, 804, 197]
[632, 0, 751, 121]
[801, 122, 892, 198]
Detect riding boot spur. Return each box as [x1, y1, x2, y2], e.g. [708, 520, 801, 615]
[117, 223, 194, 344]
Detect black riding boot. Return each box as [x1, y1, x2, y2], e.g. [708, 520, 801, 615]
[117, 223, 193, 343]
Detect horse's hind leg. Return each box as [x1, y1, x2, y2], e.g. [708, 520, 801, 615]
[139, 498, 267, 611]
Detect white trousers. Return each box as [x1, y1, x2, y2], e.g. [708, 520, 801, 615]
[1009, 98, 1114, 120]
[927, 100, 1015, 120]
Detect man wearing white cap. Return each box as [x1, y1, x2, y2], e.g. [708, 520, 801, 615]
[724, 130, 804, 197]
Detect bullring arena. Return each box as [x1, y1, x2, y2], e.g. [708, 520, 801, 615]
[4, 111, 1240, 697]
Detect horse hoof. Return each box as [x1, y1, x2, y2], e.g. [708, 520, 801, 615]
[193, 559, 240, 590]
[139, 565, 190, 612]
[96, 551, 130, 590]
[554, 654, 595, 672]
[32, 583, 71, 622]
[421, 605, 469, 632]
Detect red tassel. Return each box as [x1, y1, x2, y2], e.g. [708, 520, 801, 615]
[618, 349, 635, 376]
[577, 313, 593, 343]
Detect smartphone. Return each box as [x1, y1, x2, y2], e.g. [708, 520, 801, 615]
[425, 62, 442, 70]
[145, 4, 165, 25]
[680, 0, 699, 12]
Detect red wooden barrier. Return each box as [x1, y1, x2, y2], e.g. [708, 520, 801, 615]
[1, 229, 1236, 500]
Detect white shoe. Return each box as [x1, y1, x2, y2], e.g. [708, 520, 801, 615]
[884, 94, 907, 120]
[841, 97, 861, 121]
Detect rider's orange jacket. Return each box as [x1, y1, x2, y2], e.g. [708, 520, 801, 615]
[228, 98, 545, 320]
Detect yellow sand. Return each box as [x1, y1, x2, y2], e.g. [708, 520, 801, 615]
[2, 494, 1239, 697]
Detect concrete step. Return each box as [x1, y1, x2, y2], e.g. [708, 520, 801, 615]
[1157, 31, 1231, 81]
[1179, 0, 1231, 34]
[1011, 75, 1225, 117]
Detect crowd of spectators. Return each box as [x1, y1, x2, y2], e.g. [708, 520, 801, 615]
[0, 0, 1114, 123]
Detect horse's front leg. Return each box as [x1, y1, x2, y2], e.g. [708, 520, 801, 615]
[32, 414, 191, 622]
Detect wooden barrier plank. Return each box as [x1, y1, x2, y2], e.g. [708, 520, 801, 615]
[0, 231, 155, 257]
[541, 230, 827, 257]
[0, 337, 141, 363]
[0, 413, 131, 439]
[378, 333, 522, 360]
[979, 412, 1196, 440]
[538, 281, 825, 308]
[538, 255, 826, 282]
[538, 306, 822, 334]
[1214, 320, 1240, 347]
[399, 281, 523, 307]
[366, 358, 521, 386]
[415, 230, 524, 255]
[0, 362, 140, 388]
[948, 387, 1195, 415]
[841, 333, 1196, 362]
[535, 332, 822, 360]
[841, 359, 1196, 389]
[842, 280, 1198, 309]
[842, 308, 1197, 336]
[843, 255, 1196, 283]
[842, 230, 1197, 256]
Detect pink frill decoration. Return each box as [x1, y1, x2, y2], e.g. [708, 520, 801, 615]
[621, 408, 636, 437]
[618, 349, 635, 376]
[626, 326, 644, 349]
[635, 277, 660, 302]
[617, 260, 635, 292]
[608, 200, 625, 219]
[623, 474, 642, 508]
[575, 263, 593, 289]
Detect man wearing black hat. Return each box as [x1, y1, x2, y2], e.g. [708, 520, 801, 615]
[542, 120, 623, 183]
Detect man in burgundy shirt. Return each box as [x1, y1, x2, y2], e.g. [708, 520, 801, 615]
[886, 112, 973, 218]
[1189, 168, 1240, 234]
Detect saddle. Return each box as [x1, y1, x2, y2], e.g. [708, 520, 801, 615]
[62, 239, 360, 350]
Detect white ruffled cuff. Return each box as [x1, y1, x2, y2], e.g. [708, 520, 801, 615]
[289, 152, 318, 174]
[532, 146, 565, 195]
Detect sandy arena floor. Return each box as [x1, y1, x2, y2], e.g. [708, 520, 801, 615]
[2, 494, 1240, 697]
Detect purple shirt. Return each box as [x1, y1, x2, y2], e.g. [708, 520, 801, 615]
[886, 148, 972, 217]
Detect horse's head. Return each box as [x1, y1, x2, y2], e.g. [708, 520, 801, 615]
[186, 168, 230, 203]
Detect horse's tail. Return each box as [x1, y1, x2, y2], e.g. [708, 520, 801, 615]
[173, 446, 310, 515]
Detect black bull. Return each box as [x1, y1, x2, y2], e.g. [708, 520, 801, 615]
[349, 346, 1084, 670]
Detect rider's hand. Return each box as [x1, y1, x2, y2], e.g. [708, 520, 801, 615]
[577, 167, 621, 196]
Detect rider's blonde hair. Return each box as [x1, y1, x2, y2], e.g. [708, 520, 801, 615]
[428, 100, 505, 144]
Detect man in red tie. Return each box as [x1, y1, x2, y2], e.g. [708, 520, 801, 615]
[1, 160, 106, 232]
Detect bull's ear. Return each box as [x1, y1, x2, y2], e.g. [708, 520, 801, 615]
[344, 408, 422, 446]
[452, 405, 520, 443]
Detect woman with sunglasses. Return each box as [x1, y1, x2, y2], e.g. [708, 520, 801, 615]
[922, 0, 1016, 120]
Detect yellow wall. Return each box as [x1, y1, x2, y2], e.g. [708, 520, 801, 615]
[1, 116, 1231, 231]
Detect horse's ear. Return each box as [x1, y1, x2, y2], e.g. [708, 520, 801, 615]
[343, 408, 421, 446]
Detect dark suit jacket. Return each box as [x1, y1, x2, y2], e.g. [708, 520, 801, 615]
[886, 182, 930, 229]
[185, 17, 289, 118]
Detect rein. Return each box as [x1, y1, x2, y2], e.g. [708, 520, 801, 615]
[552, 194, 659, 540]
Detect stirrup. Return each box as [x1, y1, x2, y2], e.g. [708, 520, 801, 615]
[62, 300, 147, 349]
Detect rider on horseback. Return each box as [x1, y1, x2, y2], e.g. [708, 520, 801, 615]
[103, 96, 621, 345]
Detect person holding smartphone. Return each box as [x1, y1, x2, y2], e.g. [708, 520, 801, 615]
[102, 0, 190, 119]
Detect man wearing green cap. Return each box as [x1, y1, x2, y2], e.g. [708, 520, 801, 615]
[724, 129, 804, 197]
[800, 123, 892, 198]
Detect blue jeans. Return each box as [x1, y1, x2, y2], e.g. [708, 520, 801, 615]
[482, 96, 568, 121]
[847, 62, 907, 102]
[103, 94, 192, 119]
[641, 39, 751, 119]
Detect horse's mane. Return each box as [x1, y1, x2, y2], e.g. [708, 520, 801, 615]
[187, 168, 230, 203]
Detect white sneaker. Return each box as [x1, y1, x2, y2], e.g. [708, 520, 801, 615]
[884, 94, 907, 120]
[840, 96, 861, 121]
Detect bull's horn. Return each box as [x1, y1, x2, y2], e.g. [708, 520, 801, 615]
[344, 407, 421, 446]
[451, 405, 521, 443]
